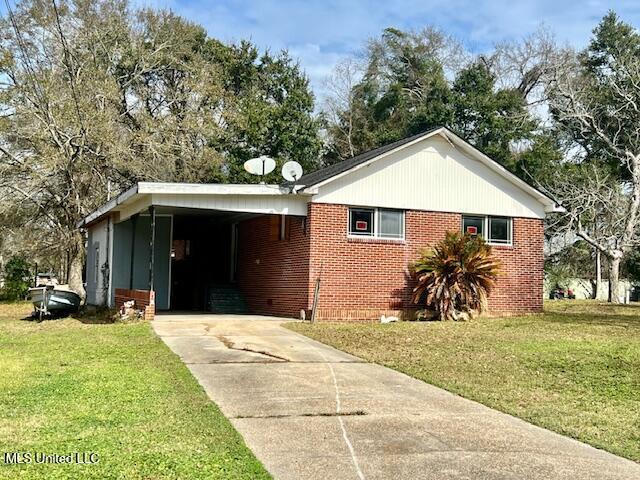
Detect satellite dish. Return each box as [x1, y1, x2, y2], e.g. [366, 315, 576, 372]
[282, 161, 304, 182]
[244, 156, 276, 177]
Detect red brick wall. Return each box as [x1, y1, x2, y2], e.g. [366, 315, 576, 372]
[307, 203, 543, 321]
[236, 215, 310, 317]
[233, 204, 544, 321]
[114, 288, 155, 320]
[488, 217, 544, 314]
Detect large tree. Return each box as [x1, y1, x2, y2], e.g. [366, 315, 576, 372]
[0, 0, 321, 297]
[208, 40, 322, 183]
[546, 11, 640, 302]
[450, 61, 536, 169]
[323, 27, 457, 163]
[323, 27, 538, 170]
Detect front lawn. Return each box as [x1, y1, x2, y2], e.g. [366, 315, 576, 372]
[287, 301, 640, 462]
[0, 303, 270, 480]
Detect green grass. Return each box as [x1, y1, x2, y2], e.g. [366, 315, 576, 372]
[0, 302, 270, 480]
[287, 300, 640, 462]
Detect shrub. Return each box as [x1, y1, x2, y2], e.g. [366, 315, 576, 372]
[410, 232, 501, 320]
[1, 256, 32, 301]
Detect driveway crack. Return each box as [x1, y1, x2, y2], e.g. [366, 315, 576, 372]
[233, 411, 367, 419]
[217, 335, 290, 362]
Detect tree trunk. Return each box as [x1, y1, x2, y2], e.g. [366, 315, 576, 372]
[65, 250, 71, 284]
[608, 254, 622, 303]
[594, 250, 602, 299]
[68, 231, 86, 301]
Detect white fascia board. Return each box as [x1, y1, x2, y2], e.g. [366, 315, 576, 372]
[78, 182, 312, 228]
[137, 182, 310, 196]
[76, 184, 139, 228]
[116, 195, 152, 222]
[548, 204, 567, 213]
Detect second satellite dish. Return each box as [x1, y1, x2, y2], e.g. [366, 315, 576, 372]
[244, 156, 276, 176]
[282, 161, 303, 182]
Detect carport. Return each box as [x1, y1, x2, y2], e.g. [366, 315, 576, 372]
[79, 182, 309, 314]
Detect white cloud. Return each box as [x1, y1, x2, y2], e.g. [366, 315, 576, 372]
[132, 0, 640, 97]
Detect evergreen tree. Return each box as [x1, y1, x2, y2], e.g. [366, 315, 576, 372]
[451, 61, 536, 169]
[324, 27, 539, 171]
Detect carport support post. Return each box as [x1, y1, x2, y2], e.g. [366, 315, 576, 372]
[129, 214, 138, 289]
[148, 206, 156, 292]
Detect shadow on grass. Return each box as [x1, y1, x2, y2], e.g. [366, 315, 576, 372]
[546, 301, 640, 313]
[19, 306, 118, 325]
[73, 308, 118, 324]
[541, 302, 640, 329]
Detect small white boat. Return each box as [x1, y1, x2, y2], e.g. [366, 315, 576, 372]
[29, 285, 81, 318]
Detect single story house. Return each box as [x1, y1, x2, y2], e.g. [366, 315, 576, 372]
[78, 127, 560, 320]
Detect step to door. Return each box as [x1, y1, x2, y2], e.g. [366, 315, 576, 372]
[207, 286, 249, 314]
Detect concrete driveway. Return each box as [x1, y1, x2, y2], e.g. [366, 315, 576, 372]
[153, 314, 640, 480]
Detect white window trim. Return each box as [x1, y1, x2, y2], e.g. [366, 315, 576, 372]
[462, 215, 513, 246]
[347, 207, 405, 240]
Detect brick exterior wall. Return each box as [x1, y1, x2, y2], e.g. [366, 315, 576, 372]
[487, 216, 545, 314]
[306, 203, 543, 321]
[233, 204, 544, 321]
[236, 215, 310, 317]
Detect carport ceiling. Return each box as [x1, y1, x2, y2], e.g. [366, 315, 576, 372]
[154, 207, 261, 223]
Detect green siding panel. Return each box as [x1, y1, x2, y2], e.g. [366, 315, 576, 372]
[111, 215, 172, 310]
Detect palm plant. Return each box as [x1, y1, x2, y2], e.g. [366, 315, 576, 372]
[410, 232, 501, 320]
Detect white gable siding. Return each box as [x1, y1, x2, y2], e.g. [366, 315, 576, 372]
[311, 136, 546, 219]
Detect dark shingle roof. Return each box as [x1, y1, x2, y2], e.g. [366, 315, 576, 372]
[299, 126, 442, 189]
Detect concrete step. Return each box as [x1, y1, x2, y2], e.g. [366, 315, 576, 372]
[207, 286, 248, 314]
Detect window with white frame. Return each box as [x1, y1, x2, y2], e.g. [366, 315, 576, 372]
[462, 215, 512, 245]
[348, 207, 404, 239]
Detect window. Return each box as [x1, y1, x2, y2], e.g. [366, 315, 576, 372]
[171, 239, 191, 260]
[489, 217, 511, 244]
[462, 216, 484, 237]
[462, 215, 512, 245]
[349, 208, 374, 236]
[348, 208, 404, 239]
[379, 209, 404, 238]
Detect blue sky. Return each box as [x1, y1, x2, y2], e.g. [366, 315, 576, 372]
[108, 1, 640, 98]
[2, 0, 638, 96]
